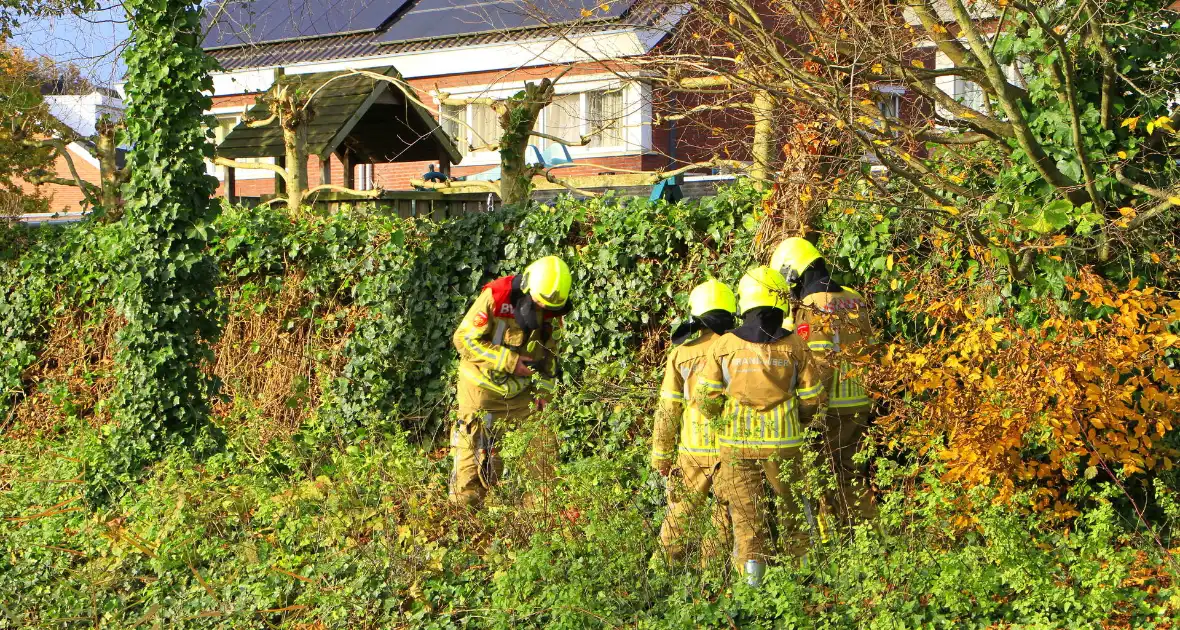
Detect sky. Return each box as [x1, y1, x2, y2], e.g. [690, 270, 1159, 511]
[10, 3, 131, 87]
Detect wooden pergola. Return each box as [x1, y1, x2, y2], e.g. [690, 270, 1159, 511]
[216, 66, 461, 196]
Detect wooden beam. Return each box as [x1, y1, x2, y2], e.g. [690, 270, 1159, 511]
[320, 156, 331, 186]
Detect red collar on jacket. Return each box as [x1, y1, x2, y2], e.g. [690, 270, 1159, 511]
[484, 275, 562, 321]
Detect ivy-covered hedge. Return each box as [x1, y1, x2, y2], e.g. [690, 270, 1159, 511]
[1, 184, 762, 435]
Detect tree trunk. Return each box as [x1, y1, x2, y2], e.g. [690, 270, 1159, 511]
[497, 79, 554, 206]
[750, 89, 777, 190]
[284, 122, 307, 210]
[95, 119, 123, 219]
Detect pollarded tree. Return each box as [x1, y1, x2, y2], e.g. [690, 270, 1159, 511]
[647, 0, 1180, 280]
[89, 0, 224, 497]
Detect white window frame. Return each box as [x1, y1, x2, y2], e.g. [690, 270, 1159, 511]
[433, 75, 651, 167]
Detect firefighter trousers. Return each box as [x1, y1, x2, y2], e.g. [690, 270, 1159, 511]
[449, 385, 558, 508]
[715, 450, 809, 568]
[658, 459, 732, 563]
[819, 409, 876, 527]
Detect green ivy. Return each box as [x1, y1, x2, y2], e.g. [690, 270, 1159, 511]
[86, 0, 224, 500]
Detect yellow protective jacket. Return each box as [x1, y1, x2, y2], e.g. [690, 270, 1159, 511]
[698, 332, 824, 459]
[452, 275, 560, 410]
[794, 288, 873, 413]
[651, 330, 723, 470]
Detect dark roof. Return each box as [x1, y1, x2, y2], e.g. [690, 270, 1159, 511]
[206, 0, 668, 71]
[216, 66, 462, 163]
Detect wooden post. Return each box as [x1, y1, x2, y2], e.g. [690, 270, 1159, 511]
[225, 165, 237, 204]
[337, 148, 354, 189]
[320, 154, 331, 186]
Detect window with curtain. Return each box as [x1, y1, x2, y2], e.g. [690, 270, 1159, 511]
[441, 102, 467, 157]
[587, 87, 624, 148]
[545, 93, 583, 147]
[470, 103, 502, 150]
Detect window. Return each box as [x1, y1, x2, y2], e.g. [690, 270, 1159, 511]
[878, 93, 901, 120]
[545, 93, 583, 146]
[470, 103, 502, 150]
[440, 84, 630, 162]
[587, 87, 624, 148]
[954, 78, 985, 112]
[441, 102, 467, 157]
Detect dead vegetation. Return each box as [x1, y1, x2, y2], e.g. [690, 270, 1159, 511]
[5, 273, 356, 445]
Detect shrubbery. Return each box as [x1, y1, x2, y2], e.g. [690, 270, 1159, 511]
[2, 183, 1178, 627]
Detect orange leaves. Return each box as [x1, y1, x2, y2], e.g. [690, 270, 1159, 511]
[873, 271, 1180, 513]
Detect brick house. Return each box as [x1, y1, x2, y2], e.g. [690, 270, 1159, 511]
[202, 0, 697, 196]
[11, 89, 125, 216]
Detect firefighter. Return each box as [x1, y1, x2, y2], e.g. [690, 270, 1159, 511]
[771, 237, 876, 527]
[651, 279, 737, 564]
[699, 267, 824, 586]
[449, 255, 572, 508]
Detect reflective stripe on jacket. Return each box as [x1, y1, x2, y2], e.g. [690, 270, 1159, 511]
[796, 288, 873, 413]
[452, 282, 561, 404]
[652, 330, 722, 466]
[698, 332, 823, 459]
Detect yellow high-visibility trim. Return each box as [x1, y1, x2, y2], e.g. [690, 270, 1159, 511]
[718, 398, 802, 449]
[660, 391, 685, 401]
[697, 378, 725, 390]
[462, 326, 501, 363]
[808, 340, 835, 352]
[798, 382, 824, 400]
[678, 408, 718, 455]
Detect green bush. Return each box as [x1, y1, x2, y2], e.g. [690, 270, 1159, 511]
[2, 183, 1177, 627]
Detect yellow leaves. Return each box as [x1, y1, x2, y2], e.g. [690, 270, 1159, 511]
[1121, 116, 1141, 130]
[871, 63, 883, 74]
[886, 254, 895, 271]
[1119, 206, 1138, 218]
[941, 205, 960, 215]
[728, 11, 737, 25]
[1169, 196, 1180, 205]
[911, 59, 925, 69]
[855, 115, 874, 126]
[876, 270, 1177, 516]
[1117, 150, 1128, 159]
[1146, 115, 1176, 135]
[580, 8, 592, 17]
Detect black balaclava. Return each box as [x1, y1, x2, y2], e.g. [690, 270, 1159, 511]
[792, 258, 843, 300]
[733, 306, 791, 343]
[511, 275, 572, 342]
[670, 309, 736, 346]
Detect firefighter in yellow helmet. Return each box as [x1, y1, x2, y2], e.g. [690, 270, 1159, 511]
[651, 279, 737, 563]
[449, 255, 572, 507]
[771, 237, 876, 527]
[698, 267, 824, 586]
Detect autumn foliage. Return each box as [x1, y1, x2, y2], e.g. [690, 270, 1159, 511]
[873, 271, 1180, 513]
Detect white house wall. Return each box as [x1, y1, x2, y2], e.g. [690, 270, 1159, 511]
[210, 27, 669, 97]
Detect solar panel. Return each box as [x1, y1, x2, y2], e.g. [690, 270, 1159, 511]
[202, 0, 413, 48]
[375, 0, 635, 44]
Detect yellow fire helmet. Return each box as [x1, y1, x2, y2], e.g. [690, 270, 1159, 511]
[737, 266, 790, 315]
[770, 237, 823, 282]
[521, 255, 572, 309]
[688, 279, 737, 317]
